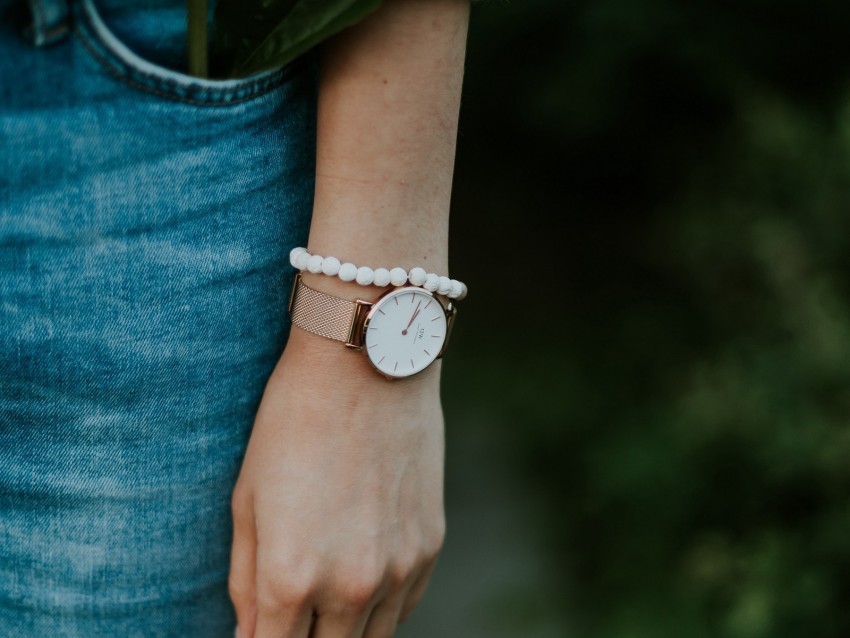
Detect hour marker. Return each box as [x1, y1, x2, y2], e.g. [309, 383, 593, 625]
[424, 349, 431, 356]
[411, 295, 416, 303]
[368, 343, 378, 348]
[369, 325, 377, 330]
[378, 356, 385, 364]
[431, 335, 441, 338]
[425, 300, 433, 309]
[378, 308, 385, 315]
[394, 361, 398, 372]
[410, 359, 415, 368]
[394, 296, 399, 305]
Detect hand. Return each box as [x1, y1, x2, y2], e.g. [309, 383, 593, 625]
[228, 328, 446, 638]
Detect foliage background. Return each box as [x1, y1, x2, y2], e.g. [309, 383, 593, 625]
[399, 0, 850, 636]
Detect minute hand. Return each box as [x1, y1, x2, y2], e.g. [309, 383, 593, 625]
[402, 300, 422, 334]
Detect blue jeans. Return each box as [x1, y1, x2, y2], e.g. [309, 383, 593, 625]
[0, 0, 318, 635]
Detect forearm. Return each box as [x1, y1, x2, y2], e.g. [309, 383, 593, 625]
[230, 8, 467, 635]
[301, 0, 471, 303]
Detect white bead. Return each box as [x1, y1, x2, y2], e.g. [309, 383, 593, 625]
[307, 254, 324, 274]
[294, 250, 310, 270]
[437, 275, 452, 296]
[356, 266, 375, 286]
[373, 268, 391, 287]
[289, 246, 307, 268]
[456, 282, 468, 300]
[389, 267, 408, 287]
[338, 262, 357, 282]
[408, 267, 427, 286]
[321, 255, 341, 276]
[423, 273, 440, 292]
[449, 279, 463, 299]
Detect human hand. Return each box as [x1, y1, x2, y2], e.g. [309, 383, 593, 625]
[228, 328, 446, 638]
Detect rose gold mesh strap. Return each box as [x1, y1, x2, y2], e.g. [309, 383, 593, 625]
[289, 275, 358, 343]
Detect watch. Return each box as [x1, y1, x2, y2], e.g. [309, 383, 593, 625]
[287, 272, 457, 379]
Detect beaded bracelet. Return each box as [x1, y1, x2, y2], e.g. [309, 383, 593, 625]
[289, 247, 467, 300]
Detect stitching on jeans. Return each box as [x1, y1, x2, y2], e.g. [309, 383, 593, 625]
[74, 29, 298, 106]
[72, 7, 309, 107]
[44, 22, 69, 40]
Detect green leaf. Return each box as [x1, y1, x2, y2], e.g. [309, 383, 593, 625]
[187, 0, 208, 78]
[212, 0, 383, 79]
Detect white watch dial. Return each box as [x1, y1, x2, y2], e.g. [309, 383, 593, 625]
[363, 287, 448, 378]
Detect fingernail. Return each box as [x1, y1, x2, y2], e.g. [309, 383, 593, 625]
[234, 626, 240, 638]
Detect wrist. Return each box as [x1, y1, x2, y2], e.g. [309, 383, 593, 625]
[298, 270, 385, 303]
[279, 322, 443, 390]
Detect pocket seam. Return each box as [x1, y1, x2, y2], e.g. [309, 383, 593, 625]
[72, 1, 312, 107]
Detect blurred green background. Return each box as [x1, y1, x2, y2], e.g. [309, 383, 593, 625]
[400, 1, 850, 637]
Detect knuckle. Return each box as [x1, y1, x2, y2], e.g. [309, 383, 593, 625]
[256, 571, 313, 612]
[386, 552, 420, 589]
[256, 588, 285, 615]
[386, 556, 417, 588]
[339, 567, 383, 609]
[341, 584, 376, 609]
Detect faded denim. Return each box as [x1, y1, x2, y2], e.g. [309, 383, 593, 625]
[0, 0, 318, 635]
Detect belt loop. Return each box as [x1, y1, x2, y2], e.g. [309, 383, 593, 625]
[22, 0, 70, 47]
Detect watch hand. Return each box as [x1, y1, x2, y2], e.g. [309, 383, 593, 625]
[401, 300, 422, 335]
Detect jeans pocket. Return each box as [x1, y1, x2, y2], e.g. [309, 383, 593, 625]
[71, 0, 315, 107]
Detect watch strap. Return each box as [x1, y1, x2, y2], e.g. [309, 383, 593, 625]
[288, 273, 362, 344]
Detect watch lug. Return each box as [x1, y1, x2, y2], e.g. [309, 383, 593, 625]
[347, 299, 372, 349]
[437, 302, 457, 359]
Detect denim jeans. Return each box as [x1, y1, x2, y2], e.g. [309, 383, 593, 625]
[0, 0, 318, 635]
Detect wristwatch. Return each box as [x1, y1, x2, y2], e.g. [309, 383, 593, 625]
[287, 272, 457, 379]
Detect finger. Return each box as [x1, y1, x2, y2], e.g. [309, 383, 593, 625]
[229, 492, 258, 638]
[362, 558, 425, 638]
[310, 609, 371, 638]
[361, 590, 408, 638]
[253, 553, 315, 638]
[253, 600, 314, 638]
[397, 560, 437, 624]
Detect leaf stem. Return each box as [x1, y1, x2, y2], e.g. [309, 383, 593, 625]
[187, 0, 208, 78]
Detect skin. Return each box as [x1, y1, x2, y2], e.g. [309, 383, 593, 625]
[227, 1, 471, 637]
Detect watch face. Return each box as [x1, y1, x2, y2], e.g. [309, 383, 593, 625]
[363, 287, 448, 378]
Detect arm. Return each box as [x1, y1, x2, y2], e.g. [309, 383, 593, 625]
[228, 2, 471, 637]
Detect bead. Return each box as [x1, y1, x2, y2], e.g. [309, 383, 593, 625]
[338, 262, 357, 282]
[408, 267, 427, 286]
[423, 273, 440, 292]
[321, 255, 341, 276]
[356, 266, 375, 286]
[307, 254, 324, 274]
[390, 267, 408, 287]
[288, 246, 467, 299]
[294, 250, 310, 270]
[438, 275, 452, 296]
[373, 268, 391, 287]
[289, 246, 307, 268]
